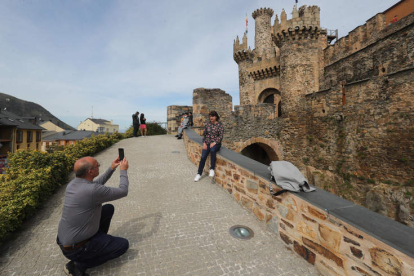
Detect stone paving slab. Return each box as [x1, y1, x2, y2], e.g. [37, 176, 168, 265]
[0, 135, 320, 276]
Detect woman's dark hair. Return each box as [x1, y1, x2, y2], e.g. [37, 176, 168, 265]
[140, 113, 145, 120]
[209, 110, 220, 121]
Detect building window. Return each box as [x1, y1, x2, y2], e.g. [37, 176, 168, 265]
[27, 131, 33, 143]
[27, 143, 30, 149]
[16, 131, 23, 143]
[106, 128, 109, 132]
[36, 131, 41, 142]
[16, 144, 20, 150]
[36, 143, 39, 150]
[98, 127, 105, 132]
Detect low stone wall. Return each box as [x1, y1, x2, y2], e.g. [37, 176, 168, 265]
[183, 130, 414, 276]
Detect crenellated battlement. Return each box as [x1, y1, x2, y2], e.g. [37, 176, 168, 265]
[272, 25, 325, 47]
[271, 5, 325, 47]
[252, 8, 274, 19]
[233, 48, 253, 63]
[248, 55, 280, 80]
[233, 33, 249, 55]
[273, 5, 321, 35]
[324, 13, 387, 65]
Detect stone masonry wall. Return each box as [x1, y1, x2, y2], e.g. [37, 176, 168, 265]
[183, 131, 414, 276]
[167, 105, 192, 134]
[306, 70, 414, 182]
[323, 12, 414, 89]
[252, 8, 274, 58]
[192, 88, 232, 135]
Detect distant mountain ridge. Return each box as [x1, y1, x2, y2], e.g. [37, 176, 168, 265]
[0, 92, 75, 130]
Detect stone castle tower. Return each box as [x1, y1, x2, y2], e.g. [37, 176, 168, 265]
[234, 5, 327, 117]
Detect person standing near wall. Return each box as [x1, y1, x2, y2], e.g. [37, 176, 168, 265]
[194, 111, 224, 181]
[140, 113, 147, 137]
[132, 111, 140, 137]
[188, 112, 193, 127]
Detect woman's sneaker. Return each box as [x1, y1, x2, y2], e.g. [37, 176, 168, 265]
[194, 174, 201, 182]
[209, 170, 215, 177]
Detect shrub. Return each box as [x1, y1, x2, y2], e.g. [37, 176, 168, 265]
[125, 123, 166, 137]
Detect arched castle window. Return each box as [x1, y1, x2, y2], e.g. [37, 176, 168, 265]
[241, 142, 279, 165]
[258, 88, 282, 117]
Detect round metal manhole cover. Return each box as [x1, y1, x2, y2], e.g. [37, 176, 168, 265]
[171, 151, 180, 153]
[229, 225, 254, 240]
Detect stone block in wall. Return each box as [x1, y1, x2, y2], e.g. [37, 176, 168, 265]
[316, 260, 344, 276]
[280, 231, 293, 245]
[241, 196, 253, 209]
[283, 196, 298, 211]
[277, 204, 295, 221]
[303, 205, 327, 220]
[319, 224, 342, 252]
[369, 247, 402, 276]
[297, 221, 317, 240]
[253, 205, 265, 221]
[234, 192, 241, 202]
[303, 237, 344, 268]
[294, 241, 316, 265]
[246, 179, 258, 194]
[267, 217, 279, 235]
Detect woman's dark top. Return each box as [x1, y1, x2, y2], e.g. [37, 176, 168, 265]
[189, 115, 193, 126]
[203, 121, 224, 144]
[141, 118, 146, 125]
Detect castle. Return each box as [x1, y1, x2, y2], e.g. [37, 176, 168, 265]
[168, 3, 414, 226]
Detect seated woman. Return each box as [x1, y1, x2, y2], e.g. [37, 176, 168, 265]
[194, 111, 224, 181]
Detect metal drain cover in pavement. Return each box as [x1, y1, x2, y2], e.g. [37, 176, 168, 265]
[229, 225, 254, 240]
[172, 151, 180, 153]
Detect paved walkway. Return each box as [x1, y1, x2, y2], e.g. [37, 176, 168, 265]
[0, 135, 320, 276]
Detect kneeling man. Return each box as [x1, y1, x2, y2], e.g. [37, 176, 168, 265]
[57, 156, 129, 276]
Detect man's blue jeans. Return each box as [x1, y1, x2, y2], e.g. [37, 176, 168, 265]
[57, 204, 129, 272]
[197, 143, 221, 175]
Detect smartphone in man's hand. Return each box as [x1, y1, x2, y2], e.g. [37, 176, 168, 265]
[118, 148, 125, 161]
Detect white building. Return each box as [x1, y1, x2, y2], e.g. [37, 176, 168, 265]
[78, 118, 119, 133]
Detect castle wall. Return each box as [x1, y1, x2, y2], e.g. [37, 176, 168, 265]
[192, 88, 232, 135]
[323, 12, 414, 88]
[306, 69, 414, 182]
[237, 59, 255, 106]
[183, 131, 414, 276]
[166, 105, 192, 134]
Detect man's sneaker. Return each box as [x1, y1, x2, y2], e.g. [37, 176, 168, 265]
[64, 261, 88, 276]
[194, 174, 201, 182]
[209, 170, 215, 177]
[177, 136, 182, 140]
[175, 135, 179, 137]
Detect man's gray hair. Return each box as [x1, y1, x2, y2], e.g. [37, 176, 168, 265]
[75, 161, 94, 177]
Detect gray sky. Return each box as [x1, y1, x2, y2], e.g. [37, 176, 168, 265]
[0, 0, 399, 131]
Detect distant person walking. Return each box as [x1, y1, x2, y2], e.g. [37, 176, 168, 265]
[140, 113, 147, 137]
[132, 111, 140, 137]
[391, 15, 398, 23]
[194, 111, 224, 181]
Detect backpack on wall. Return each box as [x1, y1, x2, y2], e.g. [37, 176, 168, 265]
[268, 161, 316, 196]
